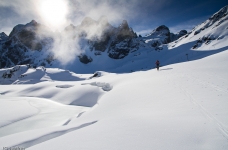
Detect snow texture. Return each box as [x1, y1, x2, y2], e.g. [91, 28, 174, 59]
[0, 5, 228, 150]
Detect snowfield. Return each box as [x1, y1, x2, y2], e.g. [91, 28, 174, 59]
[0, 49, 228, 150]
[0, 6, 228, 150]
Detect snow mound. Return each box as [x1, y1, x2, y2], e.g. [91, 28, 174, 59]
[0, 65, 86, 84]
[13, 66, 46, 84]
[91, 82, 113, 91]
[44, 68, 85, 81]
[82, 82, 113, 91]
[0, 65, 30, 84]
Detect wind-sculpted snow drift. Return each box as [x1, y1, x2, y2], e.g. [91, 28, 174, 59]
[0, 67, 114, 138]
[0, 65, 86, 84]
[82, 82, 113, 91]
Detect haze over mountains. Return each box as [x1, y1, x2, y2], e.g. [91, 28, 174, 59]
[0, 5, 227, 74]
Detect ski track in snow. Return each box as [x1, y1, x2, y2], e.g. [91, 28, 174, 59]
[0, 97, 87, 137]
[183, 89, 228, 141]
[0, 99, 40, 128]
[171, 73, 228, 141]
[190, 75, 228, 93]
[13, 121, 97, 148]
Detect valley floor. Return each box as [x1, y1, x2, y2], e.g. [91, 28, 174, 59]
[0, 50, 228, 150]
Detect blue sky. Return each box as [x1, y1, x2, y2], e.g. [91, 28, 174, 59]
[0, 0, 227, 36]
[131, 0, 227, 35]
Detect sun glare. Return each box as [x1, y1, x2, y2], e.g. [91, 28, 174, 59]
[39, 0, 68, 29]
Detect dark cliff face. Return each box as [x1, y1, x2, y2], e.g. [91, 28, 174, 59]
[0, 32, 8, 41]
[9, 20, 53, 51]
[153, 25, 187, 43]
[155, 25, 170, 33]
[107, 20, 138, 59]
[170, 30, 188, 42]
[178, 30, 187, 37]
[208, 5, 228, 24]
[116, 20, 137, 41]
[17, 29, 43, 51]
[80, 18, 138, 59]
[89, 17, 115, 52]
[0, 20, 54, 68]
[0, 36, 28, 68]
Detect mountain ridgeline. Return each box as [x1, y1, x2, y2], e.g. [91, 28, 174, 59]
[0, 5, 227, 73]
[0, 16, 186, 67]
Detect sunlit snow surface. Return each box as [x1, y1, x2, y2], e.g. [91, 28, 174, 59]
[0, 49, 228, 149]
[0, 7, 228, 149]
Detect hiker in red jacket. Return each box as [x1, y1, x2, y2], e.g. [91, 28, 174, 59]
[155, 60, 160, 71]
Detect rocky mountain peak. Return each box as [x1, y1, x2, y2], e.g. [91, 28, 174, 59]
[169, 30, 188, 42]
[27, 20, 38, 26]
[209, 5, 228, 22]
[118, 20, 130, 30]
[177, 30, 187, 38]
[145, 25, 187, 47]
[145, 25, 171, 38]
[0, 32, 7, 36]
[9, 20, 39, 38]
[178, 30, 187, 35]
[98, 16, 109, 26]
[116, 20, 136, 41]
[81, 17, 97, 27]
[152, 25, 170, 37]
[155, 25, 170, 32]
[64, 24, 76, 31]
[7, 20, 53, 52]
[0, 32, 8, 41]
[144, 25, 170, 44]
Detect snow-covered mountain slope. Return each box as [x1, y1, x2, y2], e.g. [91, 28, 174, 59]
[171, 5, 228, 50]
[0, 44, 227, 149]
[0, 65, 87, 84]
[0, 20, 54, 69]
[143, 25, 187, 50]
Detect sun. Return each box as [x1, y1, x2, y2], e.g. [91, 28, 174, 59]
[38, 0, 68, 29]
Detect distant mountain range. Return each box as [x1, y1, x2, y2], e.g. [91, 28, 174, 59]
[0, 5, 227, 73]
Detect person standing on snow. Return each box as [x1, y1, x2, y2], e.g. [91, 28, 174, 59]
[155, 60, 160, 71]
